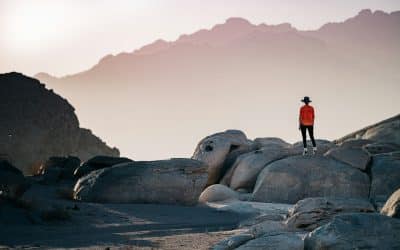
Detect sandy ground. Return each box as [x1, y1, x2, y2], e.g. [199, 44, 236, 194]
[0, 183, 252, 250]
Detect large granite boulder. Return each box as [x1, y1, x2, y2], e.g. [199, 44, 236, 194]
[73, 158, 208, 205]
[324, 147, 370, 171]
[252, 156, 370, 203]
[370, 152, 400, 203]
[0, 160, 30, 199]
[199, 184, 241, 203]
[381, 188, 400, 218]
[0, 72, 119, 174]
[74, 155, 133, 178]
[285, 197, 375, 231]
[304, 213, 400, 249]
[224, 147, 294, 191]
[192, 130, 254, 187]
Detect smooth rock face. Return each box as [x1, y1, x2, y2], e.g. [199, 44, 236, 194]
[228, 147, 294, 191]
[252, 156, 370, 203]
[324, 147, 370, 171]
[199, 184, 240, 203]
[286, 197, 375, 231]
[74, 156, 133, 178]
[74, 158, 208, 205]
[192, 130, 253, 187]
[236, 232, 304, 250]
[370, 152, 400, 202]
[0, 73, 119, 174]
[0, 160, 30, 199]
[304, 213, 400, 250]
[381, 188, 400, 218]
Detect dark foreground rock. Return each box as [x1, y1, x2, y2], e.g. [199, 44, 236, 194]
[0, 160, 30, 199]
[0, 72, 119, 174]
[381, 188, 400, 218]
[285, 197, 375, 231]
[74, 158, 208, 205]
[304, 213, 400, 249]
[252, 156, 370, 203]
[38, 156, 81, 183]
[73, 155, 133, 178]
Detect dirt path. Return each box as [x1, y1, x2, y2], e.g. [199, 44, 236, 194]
[1, 202, 250, 249]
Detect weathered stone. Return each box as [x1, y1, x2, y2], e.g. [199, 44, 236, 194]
[73, 158, 208, 205]
[363, 142, 400, 155]
[236, 231, 304, 250]
[324, 147, 370, 171]
[285, 197, 375, 231]
[252, 156, 370, 203]
[199, 184, 240, 203]
[338, 139, 373, 148]
[74, 155, 132, 178]
[370, 152, 400, 202]
[0, 160, 30, 199]
[212, 233, 254, 250]
[381, 188, 400, 218]
[227, 147, 294, 191]
[192, 130, 253, 187]
[304, 213, 400, 250]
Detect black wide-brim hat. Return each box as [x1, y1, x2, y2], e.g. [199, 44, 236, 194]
[301, 96, 312, 103]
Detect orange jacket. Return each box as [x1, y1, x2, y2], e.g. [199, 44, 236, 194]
[299, 105, 315, 126]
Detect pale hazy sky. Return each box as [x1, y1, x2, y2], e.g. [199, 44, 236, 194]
[1, 0, 400, 76]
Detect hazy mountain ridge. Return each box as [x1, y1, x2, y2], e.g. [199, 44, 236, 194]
[34, 9, 400, 160]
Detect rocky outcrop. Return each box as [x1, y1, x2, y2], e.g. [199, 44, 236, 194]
[381, 188, 400, 218]
[192, 130, 254, 187]
[252, 156, 370, 203]
[370, 152, 400, 203]
[223, 147, 294, 191]
[0, 72, 119, 174]
[73, 155, 133, 178]
[285, 197, 375, 231]
[0, 161, 30, 199]
[304, 213, 400, 249]
[73, 158, 208, 205]
[335, 114, 400, 146]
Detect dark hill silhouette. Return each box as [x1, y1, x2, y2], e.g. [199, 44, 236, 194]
[0, 72, 119, 174]
[35, 9, 400, 159]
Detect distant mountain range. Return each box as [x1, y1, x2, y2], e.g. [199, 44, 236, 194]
[35, 9, 400, 160]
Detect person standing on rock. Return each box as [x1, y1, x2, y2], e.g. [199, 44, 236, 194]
[299, 96, 317, 155]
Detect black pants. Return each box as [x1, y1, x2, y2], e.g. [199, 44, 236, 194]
[300, 125, 316, 148]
